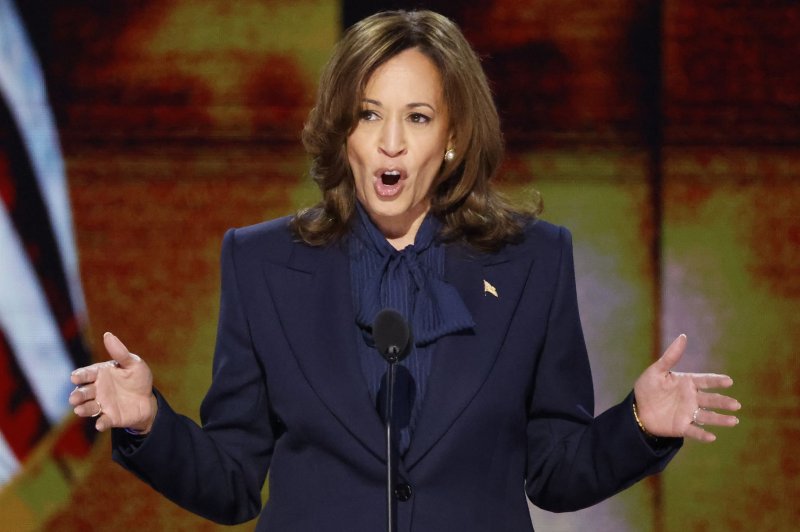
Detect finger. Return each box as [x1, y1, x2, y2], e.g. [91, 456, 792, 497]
[683, 423, 716, 443]
[103, 332, 140, 368]
[95, 414, 111, 432]
[70, 363, 101, 385]
[695, 409, 739, 427]
[73, 399, 103, 418]
[653, 334, 687, 373]
[689, 373, 734, 390]
[68, 384, 95, 406]
[698, 391, 741, 412]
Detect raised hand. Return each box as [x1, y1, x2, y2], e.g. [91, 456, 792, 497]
[633, 334, 741, 442]
[69, 332, 157, 433]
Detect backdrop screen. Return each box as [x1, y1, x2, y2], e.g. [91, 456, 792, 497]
[1, 1, 797, 531]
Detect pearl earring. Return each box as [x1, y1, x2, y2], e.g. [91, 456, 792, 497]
[444, 148, 455, 162]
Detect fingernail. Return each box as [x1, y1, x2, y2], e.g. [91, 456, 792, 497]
[71, 368, 83, 376]
[734, 417, 739, 425]
[679, 333, 687, 339]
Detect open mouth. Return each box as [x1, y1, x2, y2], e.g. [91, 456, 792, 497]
[380, 170, 401, 186]
[373, 169, 405, 198]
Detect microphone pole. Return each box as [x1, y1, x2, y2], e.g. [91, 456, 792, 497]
[373, 309, 411, 532]
[385, 348, 398, 532]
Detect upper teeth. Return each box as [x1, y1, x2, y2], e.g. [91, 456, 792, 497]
[384, 170, 400, 175]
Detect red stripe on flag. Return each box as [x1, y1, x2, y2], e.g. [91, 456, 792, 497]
[0, 149, 14, 207]
[0, 327, 50, 461]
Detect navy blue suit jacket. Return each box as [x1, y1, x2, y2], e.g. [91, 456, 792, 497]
[113, 217, 680, 531]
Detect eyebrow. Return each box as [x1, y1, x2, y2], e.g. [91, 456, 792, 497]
[362, 98, 436, 113]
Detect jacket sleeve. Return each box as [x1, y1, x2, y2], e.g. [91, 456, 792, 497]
[112, 228, 276, 524]
[524, 226, 681, 512]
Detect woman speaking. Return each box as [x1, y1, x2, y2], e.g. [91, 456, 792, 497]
[68, 10, 740, 531]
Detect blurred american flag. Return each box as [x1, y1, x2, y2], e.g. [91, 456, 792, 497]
[0, 0, 94, 489]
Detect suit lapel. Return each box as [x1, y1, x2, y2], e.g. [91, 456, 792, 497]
[263, 240, 386, 461]
[404, 242, 534, 469]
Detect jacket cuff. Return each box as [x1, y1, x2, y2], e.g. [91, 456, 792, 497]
[111, 387, 170, 460]
[623, 391, 683, 457]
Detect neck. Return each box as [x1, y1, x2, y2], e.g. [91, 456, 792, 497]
[369, 204, 429, 251]
[386, 230, 419, 250]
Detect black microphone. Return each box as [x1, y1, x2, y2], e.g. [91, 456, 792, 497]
[373, 309, 411, 363]
[372, 308, 411, 532]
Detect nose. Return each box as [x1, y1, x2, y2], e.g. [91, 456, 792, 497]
[379, 118, 406, 157]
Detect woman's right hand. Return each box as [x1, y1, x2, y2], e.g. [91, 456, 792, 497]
[69, 332, 157, 433]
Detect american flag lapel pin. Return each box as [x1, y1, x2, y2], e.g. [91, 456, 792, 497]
[483, 279, 498, 298]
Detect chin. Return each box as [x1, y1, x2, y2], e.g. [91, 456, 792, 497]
[368, 202, 410, 221]
[365, 194, 417, 219]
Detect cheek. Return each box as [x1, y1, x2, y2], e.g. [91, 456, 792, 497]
[345, 141, 355, 169]
[346, 135, 367, 173]
[416, 152, 444, 192]
[346, 147, 360, 180]
[346, 145, 366, 198]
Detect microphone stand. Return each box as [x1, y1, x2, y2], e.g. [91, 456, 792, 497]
[372, 309, 409, 532]
[384, 345, 400, 532]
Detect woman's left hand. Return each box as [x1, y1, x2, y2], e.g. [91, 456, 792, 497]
[633, 334, 741, 442]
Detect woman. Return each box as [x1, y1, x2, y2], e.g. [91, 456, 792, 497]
[69, 10, 740, 531]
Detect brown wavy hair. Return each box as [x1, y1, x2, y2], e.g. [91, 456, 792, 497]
[291, 9, 540, 252]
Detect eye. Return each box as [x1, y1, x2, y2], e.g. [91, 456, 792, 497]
[359, 109, 380, 121]
[408, 112, 431, 124]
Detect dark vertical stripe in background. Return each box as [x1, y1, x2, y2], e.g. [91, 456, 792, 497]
[635, 2, 666, 531]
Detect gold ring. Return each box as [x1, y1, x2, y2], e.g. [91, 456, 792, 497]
[91, 400, 103, 418]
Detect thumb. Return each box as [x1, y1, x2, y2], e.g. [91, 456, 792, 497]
[103, 332, 137, 368]
[652, 333, 687, 373]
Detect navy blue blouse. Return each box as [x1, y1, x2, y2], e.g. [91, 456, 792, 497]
[349, 204, 474, 453]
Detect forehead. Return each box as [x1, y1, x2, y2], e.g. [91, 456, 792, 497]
[364, 48, 444, 102]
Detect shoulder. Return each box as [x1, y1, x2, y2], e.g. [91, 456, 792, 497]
[223, 215, 298, 266]
[498, 217, 573, 262]
[228, 215, 293, 246]
[222, 215, 342, 269]
[446, 217, 572, 265]
[521, 218, 571, 249]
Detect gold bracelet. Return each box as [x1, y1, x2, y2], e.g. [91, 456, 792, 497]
[632, 400, 657, 439]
